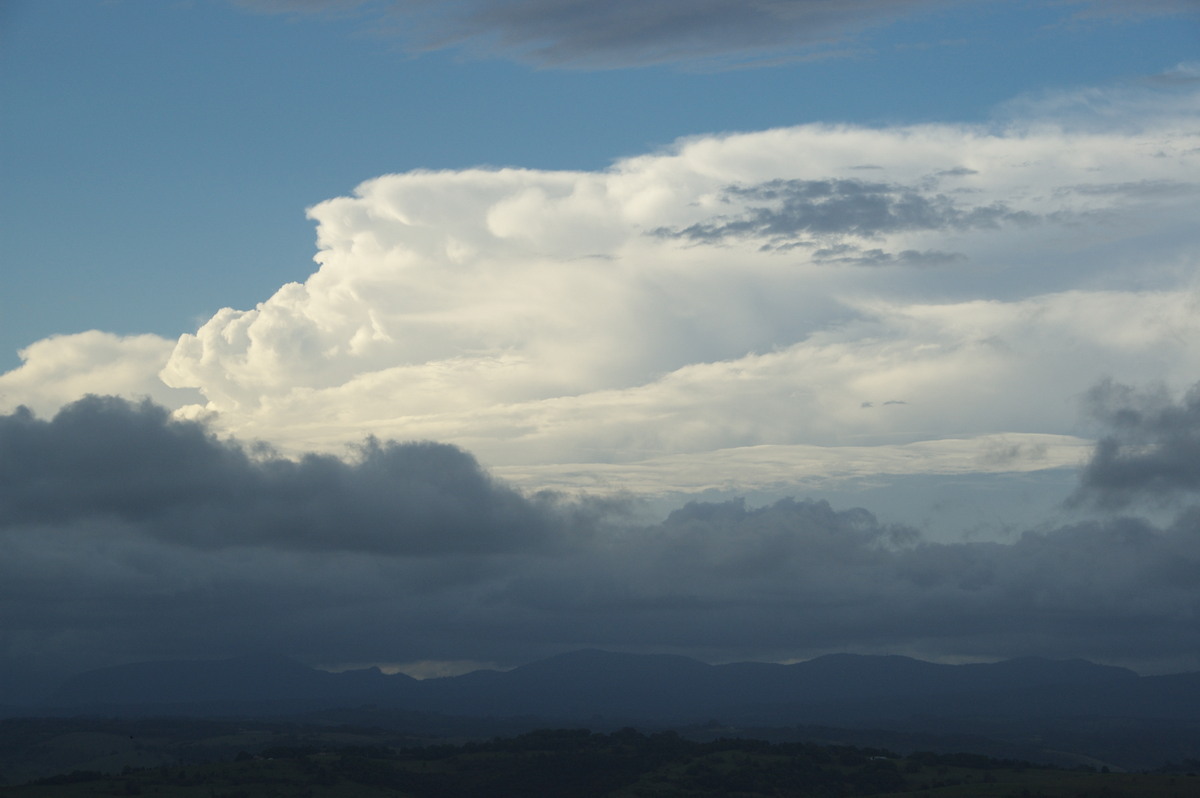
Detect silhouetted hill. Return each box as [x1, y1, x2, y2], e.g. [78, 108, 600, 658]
[10, 651, 1200, 771]
[408, 649, 718, 718]
[705, 654, 1142, 724]
[40, 650, 1199, 724]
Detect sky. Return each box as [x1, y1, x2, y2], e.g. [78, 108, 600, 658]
[1, 0, 1199, 691]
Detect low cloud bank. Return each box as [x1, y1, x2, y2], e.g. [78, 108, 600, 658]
[1, 392, 1197, 681]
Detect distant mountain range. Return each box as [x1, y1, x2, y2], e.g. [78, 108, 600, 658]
[5, 650, 1198, 770]
[21, 649, 1199, 725]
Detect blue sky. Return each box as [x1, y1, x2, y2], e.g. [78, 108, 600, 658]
[1, 1, 1200, 680]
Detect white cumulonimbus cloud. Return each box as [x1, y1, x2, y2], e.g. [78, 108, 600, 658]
[151, 108, 1200, 478]
[3, 84, 1199, 496]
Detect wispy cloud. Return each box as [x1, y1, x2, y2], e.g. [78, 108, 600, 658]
[1061, 0, 1200, 21]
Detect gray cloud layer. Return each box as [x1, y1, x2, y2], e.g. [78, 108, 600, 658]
[234, 1, 1196, 69]
[2, 393, 1198, 682]
[237, 0, 957, 68]
[1075, 380, 1200, 508]
[656, 178, 1034, 255]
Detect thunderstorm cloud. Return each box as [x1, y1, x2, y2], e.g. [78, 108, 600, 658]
[2, 48, 1199, 690]
[3, 92, 1197, 498]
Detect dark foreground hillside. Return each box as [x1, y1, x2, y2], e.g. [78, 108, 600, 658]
[2, 727, 1197, 798]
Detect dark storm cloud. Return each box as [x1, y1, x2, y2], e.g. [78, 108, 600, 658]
[236, 0, 961, 68]
[1074, 379, 1200, 508]
[484, 499, 1199, 669]
[655, 179, 1036, 250]
[0, 395, 579, 555]
[2, 397, 1198, 680]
